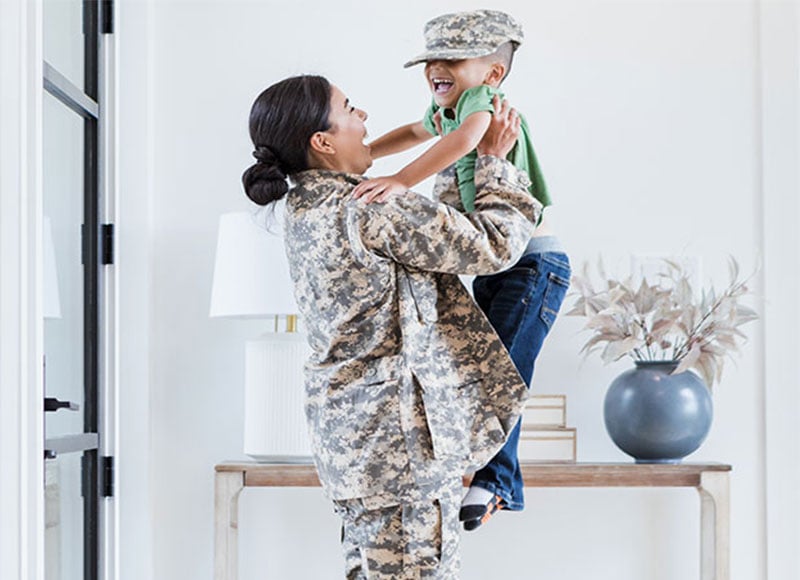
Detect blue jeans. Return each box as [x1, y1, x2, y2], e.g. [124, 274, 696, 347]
[470, 244, 571, 511]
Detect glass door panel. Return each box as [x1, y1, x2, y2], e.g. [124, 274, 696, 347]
[43, 0, 85, 92]
[42, 2, 104, 579]
[45, 454, 85, 580]
[43, 89, 86, 440]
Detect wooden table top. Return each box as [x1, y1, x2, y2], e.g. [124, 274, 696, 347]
[216, 461, 731, 488]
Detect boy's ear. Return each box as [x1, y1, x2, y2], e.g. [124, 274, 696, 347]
[485, 62, 507, 87]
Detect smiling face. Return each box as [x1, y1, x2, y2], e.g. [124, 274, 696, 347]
[424, 57, 503, 109]
[312, 85, 372, 174]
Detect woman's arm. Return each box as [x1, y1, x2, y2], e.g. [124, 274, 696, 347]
[352, 112, 492, 202]
[355, 155, 539, 276]
[368, 121, 433, 160]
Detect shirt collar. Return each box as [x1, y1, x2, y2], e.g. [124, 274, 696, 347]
[292, 169, 364, 189]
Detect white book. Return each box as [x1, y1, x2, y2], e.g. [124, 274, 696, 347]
[518, 428, 576, 463]
[521, 394, 567, 429]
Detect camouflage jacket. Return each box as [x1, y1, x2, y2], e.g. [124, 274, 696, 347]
[284, 155, 541, 501]
[432, 163, 466, 211]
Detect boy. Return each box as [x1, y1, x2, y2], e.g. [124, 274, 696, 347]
[355, 9, 571, 531]
[352, 9, 547, 212]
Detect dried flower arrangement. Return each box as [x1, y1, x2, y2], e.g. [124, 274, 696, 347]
[566, 257, 758, 387]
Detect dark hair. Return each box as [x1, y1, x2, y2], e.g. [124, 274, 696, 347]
[242, 75, 332, 206]
[490, 41, 517, 83]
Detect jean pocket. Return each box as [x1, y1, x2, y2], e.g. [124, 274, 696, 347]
[539, 272, 570, 329]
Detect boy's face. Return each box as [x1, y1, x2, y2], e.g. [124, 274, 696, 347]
[424, 58, 497, 109]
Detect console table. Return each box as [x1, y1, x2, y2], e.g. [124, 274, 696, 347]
[214, 461, 730, 580]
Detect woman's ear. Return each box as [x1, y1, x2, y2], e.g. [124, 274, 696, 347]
[485, 62, 507, 87]
[309, 131, 335, 156]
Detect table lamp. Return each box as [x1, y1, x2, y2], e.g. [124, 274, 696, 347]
[209, 210, 312, 462]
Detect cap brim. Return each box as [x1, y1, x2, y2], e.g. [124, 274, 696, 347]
[403, 46, 499, 68]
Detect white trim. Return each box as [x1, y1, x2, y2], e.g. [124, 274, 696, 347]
[0, 0, 44, 579]
[116, 1, 156, 579]
[759, 1, 800, 578]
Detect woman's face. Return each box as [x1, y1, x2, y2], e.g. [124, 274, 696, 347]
[323, 85, 372, 174]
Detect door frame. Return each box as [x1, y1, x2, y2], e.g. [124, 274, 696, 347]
[41, 0, 115, 578]
[0, 0, 45, 579]
[1, 1, 119, 579]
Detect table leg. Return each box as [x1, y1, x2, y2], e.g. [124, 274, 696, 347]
[697, 470, 730, 580]
[215, 471, 245, 580]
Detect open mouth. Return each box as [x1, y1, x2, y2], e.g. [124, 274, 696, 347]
[431, 78, 454, 95]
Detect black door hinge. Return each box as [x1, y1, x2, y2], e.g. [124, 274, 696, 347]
[102, 456, 114, 497]
[101, 0, 114, 34]
[101, 224, 114, 265]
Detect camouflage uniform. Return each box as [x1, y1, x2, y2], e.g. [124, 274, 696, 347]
[335, 476, 462, 579]
[284, 155, 540, 578]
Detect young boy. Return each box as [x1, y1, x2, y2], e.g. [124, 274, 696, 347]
[352, 9, 547, 213]
[355, 9, 571, 531]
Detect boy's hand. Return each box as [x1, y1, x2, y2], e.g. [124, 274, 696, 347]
[352, 175, 409, 204]
[476, 95, 520, 159]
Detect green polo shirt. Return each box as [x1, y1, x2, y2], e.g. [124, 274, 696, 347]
[423, 85, 550, 213]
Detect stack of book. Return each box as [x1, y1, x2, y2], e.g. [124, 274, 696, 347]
[518, 394, 576, 463]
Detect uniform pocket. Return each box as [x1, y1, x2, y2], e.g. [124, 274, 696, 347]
[307, 357, 406, 494]
[418, 379, 480, 460]
[314, 376, 401, 459]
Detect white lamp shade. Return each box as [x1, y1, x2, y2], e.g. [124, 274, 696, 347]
[44, 216, 62, 319]
[209, 210, 298, 318]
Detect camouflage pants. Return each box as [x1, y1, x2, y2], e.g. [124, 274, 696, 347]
[333, 477, 462, 579]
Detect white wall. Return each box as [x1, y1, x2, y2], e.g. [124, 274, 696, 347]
[116, 1, 799, 579]
[760, 2, 800, 578]
[761, 2, 800, 577]
[117, 1, 156, 579]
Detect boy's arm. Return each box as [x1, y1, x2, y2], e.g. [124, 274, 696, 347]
[369, 121, 433, 160]
[353, 111, 492, 202]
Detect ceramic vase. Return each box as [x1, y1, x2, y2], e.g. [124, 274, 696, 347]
[603, 360, 713, 464]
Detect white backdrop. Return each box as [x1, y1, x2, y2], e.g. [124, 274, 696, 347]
[114, 1, 799, 579]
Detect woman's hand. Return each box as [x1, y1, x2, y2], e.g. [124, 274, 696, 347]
[476, 95, 521, 159]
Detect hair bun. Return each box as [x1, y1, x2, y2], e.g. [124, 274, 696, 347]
[253, 145, 280, 166]
[242, 155, 288, 206]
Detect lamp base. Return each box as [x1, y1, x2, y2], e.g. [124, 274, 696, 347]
[244, 333, 313, 460]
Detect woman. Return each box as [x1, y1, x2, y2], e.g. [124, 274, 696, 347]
[242, 75, 541, 579]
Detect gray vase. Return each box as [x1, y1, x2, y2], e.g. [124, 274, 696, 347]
[603, 360, 713, 464]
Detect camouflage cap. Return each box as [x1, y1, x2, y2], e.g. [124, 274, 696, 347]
[404, 9, 524, 68]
